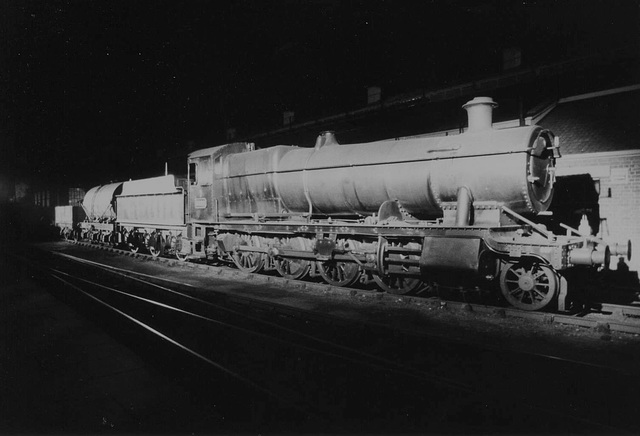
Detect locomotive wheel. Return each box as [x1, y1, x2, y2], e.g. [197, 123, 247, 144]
[149, 239, 164, 258]
[108, 233, 118, 245]
[231, 235, 265, 273]
[148, 233, 164, 258]
[317, 261, 361, 287]
[275, 258, 311, 280]
[262, 254, 277, 272]
[274, 237, 311, 280]
[232, 247, 265, 273]
[128, 239, 141, 253]
[373, 274, 423, 295]
[499, 259, 559, 311]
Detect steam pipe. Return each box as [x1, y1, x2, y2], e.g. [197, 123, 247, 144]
[455, 186, 473, 226]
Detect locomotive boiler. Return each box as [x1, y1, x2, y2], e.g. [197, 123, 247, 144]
[210, 97, 554, 222]
[66, 97, 631, 311]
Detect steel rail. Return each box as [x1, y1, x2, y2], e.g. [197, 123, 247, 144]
[45, 268, 353, 430]
[12, 247, 636, 433]
[49, 251, 472, 392]
[48, 272, 302, 411]
[50, 266, 470, 389]
[592, 302, 640, 318]
[52, 247, 640, 378]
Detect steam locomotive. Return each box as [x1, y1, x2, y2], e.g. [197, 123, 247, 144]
[56, 97, 631, 311]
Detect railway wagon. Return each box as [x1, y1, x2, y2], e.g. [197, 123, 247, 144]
[176, 97, 630, 311]
[54, 205, 86, 239]
[78, 182, 123, 243]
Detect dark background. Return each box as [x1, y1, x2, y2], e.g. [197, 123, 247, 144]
[1, 0, 638, 187]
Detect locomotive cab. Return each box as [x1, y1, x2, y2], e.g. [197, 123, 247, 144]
[184, 142, 257, 258]
[187, 142, 255, 223]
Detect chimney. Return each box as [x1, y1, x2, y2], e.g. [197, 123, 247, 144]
[462, 97, 498, 132]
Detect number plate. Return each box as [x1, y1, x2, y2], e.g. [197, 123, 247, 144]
[194, 198, 207, 209]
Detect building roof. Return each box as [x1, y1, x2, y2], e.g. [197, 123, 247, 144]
[539, 86, 640, 155]
[232, 48, 640, 157]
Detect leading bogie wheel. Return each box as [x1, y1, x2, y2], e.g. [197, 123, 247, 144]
[317, 261, 361, 287]
[499, 259, 559, 311]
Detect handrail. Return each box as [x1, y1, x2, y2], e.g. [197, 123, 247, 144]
[501, 205, 554, 240]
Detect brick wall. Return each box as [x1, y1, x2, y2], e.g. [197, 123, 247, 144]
[555, 150, 640, 272]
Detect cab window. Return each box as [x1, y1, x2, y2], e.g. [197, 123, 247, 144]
[214, 156, 222, 177]
[189, 163, 197, 185]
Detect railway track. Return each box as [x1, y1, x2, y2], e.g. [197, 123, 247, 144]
[8, 244, 640, 433]
[67, 239, 640, 336]
[10, 244, 640, 432]
[12, 249, 476, 432]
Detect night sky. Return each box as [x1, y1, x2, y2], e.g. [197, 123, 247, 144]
[1, 0, 637, 188]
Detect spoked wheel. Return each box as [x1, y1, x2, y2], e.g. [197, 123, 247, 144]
[499, 259, 559, 311]
[232, 245, 265, 273]
[274, 237, 311, 280]
[317, 261, 361, 287]
[373, 274, 423, 295]
[275, 257, 311, 280]
[108, 233, 118, 246]
[149, 243, 162, 258]
[126, 231, 139, 253]
[171, 235, 189, 262]
[148, 233, 164, 258]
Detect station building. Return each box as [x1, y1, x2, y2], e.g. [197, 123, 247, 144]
[540, 86, 639, 273]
